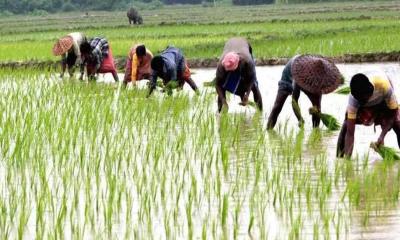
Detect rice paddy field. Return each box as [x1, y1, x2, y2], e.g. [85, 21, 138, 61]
[1, 1, 400, 239]
[0, 1, 400, 63]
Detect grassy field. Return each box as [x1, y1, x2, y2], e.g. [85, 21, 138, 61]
[0, 1, 399, 62]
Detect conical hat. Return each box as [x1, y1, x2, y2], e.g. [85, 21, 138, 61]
[52, 36, 73, 56]
[291, 55, 343, 94]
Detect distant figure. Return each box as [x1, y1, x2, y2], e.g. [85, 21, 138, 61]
[127, 7, 143, 25]
[267, 55, 342, 129]
[52, 32, 86, 78]
[147, 46, 198, 96]
[79, 37, 119, 82]
[215, 37, 263, 112]
[336, 72, 400, 157]
[123, 44, 153, 86]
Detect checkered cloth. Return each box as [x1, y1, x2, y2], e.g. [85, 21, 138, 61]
[89, 37, 109, 67]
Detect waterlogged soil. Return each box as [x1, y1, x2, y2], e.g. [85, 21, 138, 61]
[4, 62, 400, 239]
[97, 62, 400, 239]
[2, 51, 400, 70]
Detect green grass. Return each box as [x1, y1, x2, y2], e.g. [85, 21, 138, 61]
[0, 2, 400, 62]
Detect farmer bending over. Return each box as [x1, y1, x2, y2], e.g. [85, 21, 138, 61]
[80, 37, 119, 82]
[267, 55, 342, 129]
[123, 44, 153, 86]
[215, 37, 262, 112]
[336, 73, 400, 157]
[52, 32, 86, 78]
[147, 46, 198, 96]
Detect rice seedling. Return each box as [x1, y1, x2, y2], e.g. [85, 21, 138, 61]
[309, 107, 340, 131]
[203, 78, 216, 87]
[0, 13, 399, 237]
[334, 85, 350, 95]
[370, 142, 400, 160]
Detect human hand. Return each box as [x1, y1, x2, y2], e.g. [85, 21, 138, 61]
[298, 119, 305, 128]
[376, 137, 384, 147]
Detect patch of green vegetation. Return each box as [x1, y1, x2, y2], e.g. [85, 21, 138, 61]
[0, 2, 399, 62]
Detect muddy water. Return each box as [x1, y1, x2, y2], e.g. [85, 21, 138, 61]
[99, 63, 400, 239]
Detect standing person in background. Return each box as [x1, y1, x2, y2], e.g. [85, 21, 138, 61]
[123, 44, 153, 86]
[147, 46, 198, 96]
[215, 37, 263, 112]
[80, 37, 119, 82]
[267, 55, 343, 129]
[336, 72, 400, 157]
[52, 32, 86, 78]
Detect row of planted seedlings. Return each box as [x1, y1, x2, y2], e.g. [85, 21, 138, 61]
[0, 70, 266, 239]
[1, 68, 400, 239]
[3, 17, 400, 62]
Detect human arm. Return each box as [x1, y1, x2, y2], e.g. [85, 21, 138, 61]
[240, 61, 256, 106]
[93, 50, 101, 73]
[215, 65, 228, 109]
[147, 70, 158, 97]
[377, 113, 396, 146]
[60, 53, 67, 78]
[343, 118, 356, 157]
[79, 56, 86, 80]
[374, 86, 399, 144]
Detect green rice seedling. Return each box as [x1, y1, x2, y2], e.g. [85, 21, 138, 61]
[163, 81, 179, 96]
[203, 78, 216, 87]
[291, 98, 303, 123]
[370, 142, 400, 160]
[309, 107, 340, 131]
[221, 194, 229, 228]
[334, 85, 350, 95]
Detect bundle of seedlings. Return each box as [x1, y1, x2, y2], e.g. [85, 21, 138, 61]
[203, 78, 216, 87]
[370, 142, 400, 160]
[334, 85, 350, 94]
[309, 106, 340, 130]
[163, 81, 179, 95]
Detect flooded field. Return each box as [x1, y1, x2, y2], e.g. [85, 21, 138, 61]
[1, 63, 400, 239]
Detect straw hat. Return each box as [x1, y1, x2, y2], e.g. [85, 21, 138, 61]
[52, 36, 73, 56]
[291, 55, 342, 94]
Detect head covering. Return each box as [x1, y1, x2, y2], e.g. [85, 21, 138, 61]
[222, 52, 239, 71]
[291, 55, 342, 94]
[52, 36, 74, 56]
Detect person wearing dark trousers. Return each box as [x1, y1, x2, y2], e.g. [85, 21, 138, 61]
[215, 37, 262, 112]
[267, 55, 342, 129]
[336, 73, 400, 157]
[147, 46, 198, 96]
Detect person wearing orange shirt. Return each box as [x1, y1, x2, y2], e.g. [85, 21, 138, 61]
[123, 44, 153, 86]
